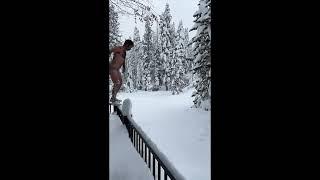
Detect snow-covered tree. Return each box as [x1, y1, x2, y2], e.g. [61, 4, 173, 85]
[168, 21, 177, 91]
[159, 3, 174, 91]
[122, 36, 136, 93]
[183, 28, 192, 72]
[109, 0, 159, 25]
[132, 27, 141, 90]
[109, 4, 122, 50]
[169, 22, 176, 49]
[157, 15, 165, 88]
[190, 0, 211, 110]
[152, 28, 161, 91]
[171, 20, 187, 94]
[127, 27, 144, 90]
[142, 15, 154, 91]
[183, 28, 194, 87]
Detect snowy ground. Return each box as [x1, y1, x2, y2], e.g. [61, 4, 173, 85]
[115, 88, 211, 180]
[109, 114, 154, 180]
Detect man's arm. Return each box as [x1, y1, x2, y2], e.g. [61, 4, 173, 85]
[109, 47, 117, 54]
[109, 47, 120, 55]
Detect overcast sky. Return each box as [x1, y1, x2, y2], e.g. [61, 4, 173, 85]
[118, 0, 199, 42]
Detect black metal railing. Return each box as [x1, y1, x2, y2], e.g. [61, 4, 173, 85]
[110, 104, 185, 180]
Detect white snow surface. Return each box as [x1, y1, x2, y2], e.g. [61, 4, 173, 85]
[109, 115, 154, 180]
[116, 88, 211, 180]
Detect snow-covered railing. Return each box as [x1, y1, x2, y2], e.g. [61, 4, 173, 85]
[111, 99, 186, 180]
[109, 104, 113, 113]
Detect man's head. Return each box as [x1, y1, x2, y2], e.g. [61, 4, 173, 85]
[123, 39, 134, 51]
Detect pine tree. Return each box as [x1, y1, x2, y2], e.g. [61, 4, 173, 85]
[130, 27, 144, 90]
[169, 22, 176, 49]
[190, 0, 211, 110]
[142, 15, 153, 91]
[124, 37, 135, 93]
[152, 28, 161, 91]
[109, 5, 122, 50]
[183, 28, 191, 72]
[158, 15, 165, 88]
[184, 28, 194, 87]
[205, 0, 211, 39]
[159, 3, 174, 91]
[118, 27, 144, 92]
[171, 20, 186, 94]
[168, 22, 177, 92]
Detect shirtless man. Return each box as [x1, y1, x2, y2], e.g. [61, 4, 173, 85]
[109, 40, 134, 103]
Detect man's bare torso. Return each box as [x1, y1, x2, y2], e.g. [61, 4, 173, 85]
[110, 46, 126, 70]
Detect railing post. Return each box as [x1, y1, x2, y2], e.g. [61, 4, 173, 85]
[122, 99, 132, 138]
[124, 116, 132, 139]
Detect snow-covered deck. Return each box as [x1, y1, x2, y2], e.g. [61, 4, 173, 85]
[110, 114, 153, 180]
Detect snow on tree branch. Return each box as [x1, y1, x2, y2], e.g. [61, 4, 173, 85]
[109, 0, 158, 23]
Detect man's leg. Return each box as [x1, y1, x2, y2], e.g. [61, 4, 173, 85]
[114, 71, 122, 100]
[110, 69, 122, 102]
[110, 70, 119, 101]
